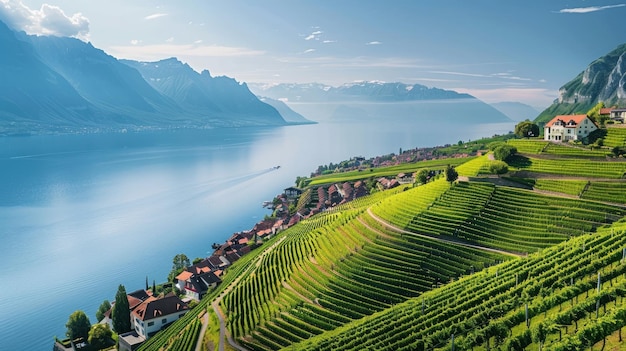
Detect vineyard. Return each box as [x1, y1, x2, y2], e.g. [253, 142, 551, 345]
[141, 133, 626, 351]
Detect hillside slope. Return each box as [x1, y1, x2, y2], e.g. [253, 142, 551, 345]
[536, 43, 626, 126]
[141, 134, 626, 351]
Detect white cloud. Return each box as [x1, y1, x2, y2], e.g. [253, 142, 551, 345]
[303, 48, 316, 54]
[107, 43, 266, 61]
[366, 41, 382, 45]
[322, 40, 337, 44]
[165, 37, 174, 42]
[304, 29, 323, 41]
[558, 4, 625, 13]
[130, 39, 141, 45]
[144, 13, 168, 20]
[194, 39, 203, 44]
[0, 0, 89, 38]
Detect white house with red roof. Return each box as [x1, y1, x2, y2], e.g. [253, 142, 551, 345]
[131, 293, 189, 339]
[544, 114, 598, 142]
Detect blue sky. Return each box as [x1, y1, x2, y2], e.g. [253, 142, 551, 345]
[1, 0, 625, 108]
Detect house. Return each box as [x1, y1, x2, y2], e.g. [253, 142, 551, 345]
[131, 293, 189, 339]
[284, 186, 302, 199]
[101, 289, 152, 331]
[543, 115, 598, 142]
[181, 271, 221, 300]
[610, 108, 626, 123]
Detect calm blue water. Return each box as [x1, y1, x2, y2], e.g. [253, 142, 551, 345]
[0, 119, 513, 350]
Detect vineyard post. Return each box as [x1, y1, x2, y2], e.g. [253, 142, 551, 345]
[525, 303, 529, 328]
[451, 333, 454, 351]
[597, 272, 601, 293]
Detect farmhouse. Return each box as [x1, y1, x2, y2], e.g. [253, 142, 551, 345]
[131, 293, 189, 339]
[543, 114, 598, 142]
[610, 108, 626, 123]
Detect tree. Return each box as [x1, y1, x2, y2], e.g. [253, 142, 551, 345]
[515, 120, 540, 138]
[88, 323, 112, 349]
[416, 168, 430, 184]
[66, 310, 91, 341]
[168, 253, 190, 282]
[445, 165, 458, 184]
[95, 299, 111, 322]
[587, 102, 607, 125]
[488, 160, 508, 174]
[493, 145, 517, 161]
[112, 284, 131, 333]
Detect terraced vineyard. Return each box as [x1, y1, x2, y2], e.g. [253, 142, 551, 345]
[507, 139, 609, 157]
[508, 154, 626, 178]
[141, 131, 626, 351]
[604, 126, 626, 148]
[306, 157, 472, 187]
[220, 186, 508, 350]
[292, 220, 626, 351]
[371, 179, 626, 253]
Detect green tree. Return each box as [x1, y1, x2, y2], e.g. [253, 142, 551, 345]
[587, 101, 606, 125]
[493, 145, 517, 161]
[88, 323, 112, 349]
[488, 160, 508, 174]
[95, 300, 111, 322]
[66, 310, 91, 341]
[112, 284, 131, 333]
[445, 165, 458, 184]
[416, 168, 430, 184]
[168, 253, 190, 282]
[515, 120, 540, 138]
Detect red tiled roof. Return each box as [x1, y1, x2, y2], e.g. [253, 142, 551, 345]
[545, 114, 589, 128]
[175, 271, 193, 281]
[600, 108, 613, 115]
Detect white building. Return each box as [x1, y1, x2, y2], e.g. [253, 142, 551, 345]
[544, 114, 598, 142]
[131, 293, 189, 339]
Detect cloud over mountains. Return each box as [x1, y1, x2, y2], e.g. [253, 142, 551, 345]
[0, 0, 89, 38]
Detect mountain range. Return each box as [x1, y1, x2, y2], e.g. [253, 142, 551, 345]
[535, 43, 626, 125]
[0, 18, 517, 135]
[0, 20, 305, 135]
[248, 82, 513, 123]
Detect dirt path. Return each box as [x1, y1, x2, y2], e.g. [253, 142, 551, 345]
[366, 208, 524, 258]
[195, 312, 209, 351]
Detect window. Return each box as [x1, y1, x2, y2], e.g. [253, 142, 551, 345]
[148, 321, 154, 327]
[162, 318, 167, 324]
[567, 129, 571, 134]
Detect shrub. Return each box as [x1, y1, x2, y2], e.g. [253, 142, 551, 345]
[488, 160, 509, 174]
[493, 145, 518, 161]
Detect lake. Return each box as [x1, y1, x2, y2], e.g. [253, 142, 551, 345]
[0, 118, 513, 350]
